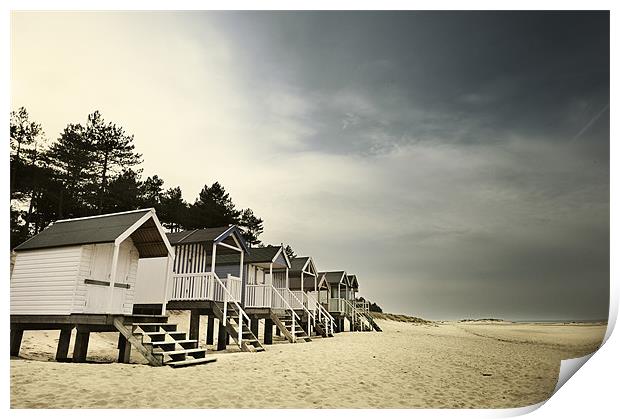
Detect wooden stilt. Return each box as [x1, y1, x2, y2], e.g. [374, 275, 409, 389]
[217, 321, 228, 351]
[189, 309, 200, 341]
[117, 333, 131, 363]
[264, 318, 273, 345]
[275, 325, 281, 336]
[55, 328, 72, 362]
[73, 329, 90, 362]
[10, 329, 24, 357]
[206, 315, 215, 345]
[250, 317, 259, 338]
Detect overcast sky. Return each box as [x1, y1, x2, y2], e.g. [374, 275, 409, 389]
[11, 11, 609, 320]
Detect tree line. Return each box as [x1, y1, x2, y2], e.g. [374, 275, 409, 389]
[10, 108, 266, 249]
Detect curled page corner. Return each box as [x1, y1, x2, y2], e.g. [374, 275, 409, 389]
[552, 353, 595, 395]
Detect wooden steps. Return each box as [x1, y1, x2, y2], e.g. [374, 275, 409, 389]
[114, 317, 216, 367]
[364, 313, 383, 332]
[212, 302, 265, 352]
[271, 312, 312, 343]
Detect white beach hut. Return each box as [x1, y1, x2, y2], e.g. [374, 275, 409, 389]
[10, 208, 174, 316]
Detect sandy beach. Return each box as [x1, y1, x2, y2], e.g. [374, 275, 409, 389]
[10, 314, 606, 409]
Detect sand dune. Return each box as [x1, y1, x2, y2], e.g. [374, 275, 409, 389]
[10, 314, 606, 408]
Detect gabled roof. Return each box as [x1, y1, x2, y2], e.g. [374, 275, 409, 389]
[289, 273, 328, 290]
[166, 226, 249, 253]
[14, 208, 172, 258]
[320, 271, 348, 285]
[205, 245, 290, 268]
[290, 257, 310, 272]
[289, 256, 317, 276]
[347, 274, 359, 290]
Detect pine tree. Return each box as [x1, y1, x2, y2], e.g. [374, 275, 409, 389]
[10, 107, 44, 199]
[104, 169, 142, 213]
[239, 208, 264, 246]
[45, 123, 97, 218]
[139, 175, 165, 209]
[159, 186, 188, 232]
[186, 182, 240, 228]
[86, 111, 142, 212]
[284, 244, 296, 259]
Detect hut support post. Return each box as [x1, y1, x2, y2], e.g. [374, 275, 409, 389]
[56, 327, 72, 361]
[189, 309, 200, 341]
[73, 329, 90, 362]
[117, 333, 131, 363]
[250, 317, 259, 338]
[10, 328, 23, 357]
[206, 315, 215, 345]
[264, 318, 273, 345]
[217, 321, 227, 351]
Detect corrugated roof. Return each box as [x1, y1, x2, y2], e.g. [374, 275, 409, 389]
[14, 209, 153, 252]
[320, 271, 348, 285]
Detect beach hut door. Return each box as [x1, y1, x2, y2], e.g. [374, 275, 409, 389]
[85, 244, 132, 313]
[84, 244, 113, 313]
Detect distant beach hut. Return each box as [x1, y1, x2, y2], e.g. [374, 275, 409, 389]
[10, 209, 215, 367]
[283, 256, 335, 336]
[215, 247, 335, 342]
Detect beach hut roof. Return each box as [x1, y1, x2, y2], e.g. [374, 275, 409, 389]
[205, 245, 291, 267]
[289, 273, 328, 290]
[13, 208, 172, 258]
[320, 270, 348, 285]
[166, 226, 250, 253]
[347, 274, 359, 290]
[289, 256, 317, 276]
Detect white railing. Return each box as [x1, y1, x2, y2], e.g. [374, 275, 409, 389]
[212, 272, 250, 346]
[306, 292, 318, 314]
[271, 286, 301, 342]
[223, 275, 242, 303]
[328, 297, 345, 313]
[170, 272, 242, 303]
[311, 294, 336, 335]
[291, 290, 307, 310]
[277, 288, 302, 310]
[170, 272, 215, 301]
[170, 272, 248, 344]
[245, 284, 273, 307]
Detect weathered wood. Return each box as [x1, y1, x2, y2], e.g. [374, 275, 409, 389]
[250, 318, 259, 338]
[216, 321, 228, 351]
[117, 333, 131, 363]
[73, 330, 90, 362]
[10, 329, 24, 357]
[206, 315, 215, 345]
[189, 309, 200, 341]
[275, 326, 281, 336]
[269, 313, 295, 343]
[113, 318, 163, 366]
[264, 318, 273, 345]
[55, 328, 72, 361]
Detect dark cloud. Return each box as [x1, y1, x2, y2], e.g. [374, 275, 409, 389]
[200, 11, 609, 320]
